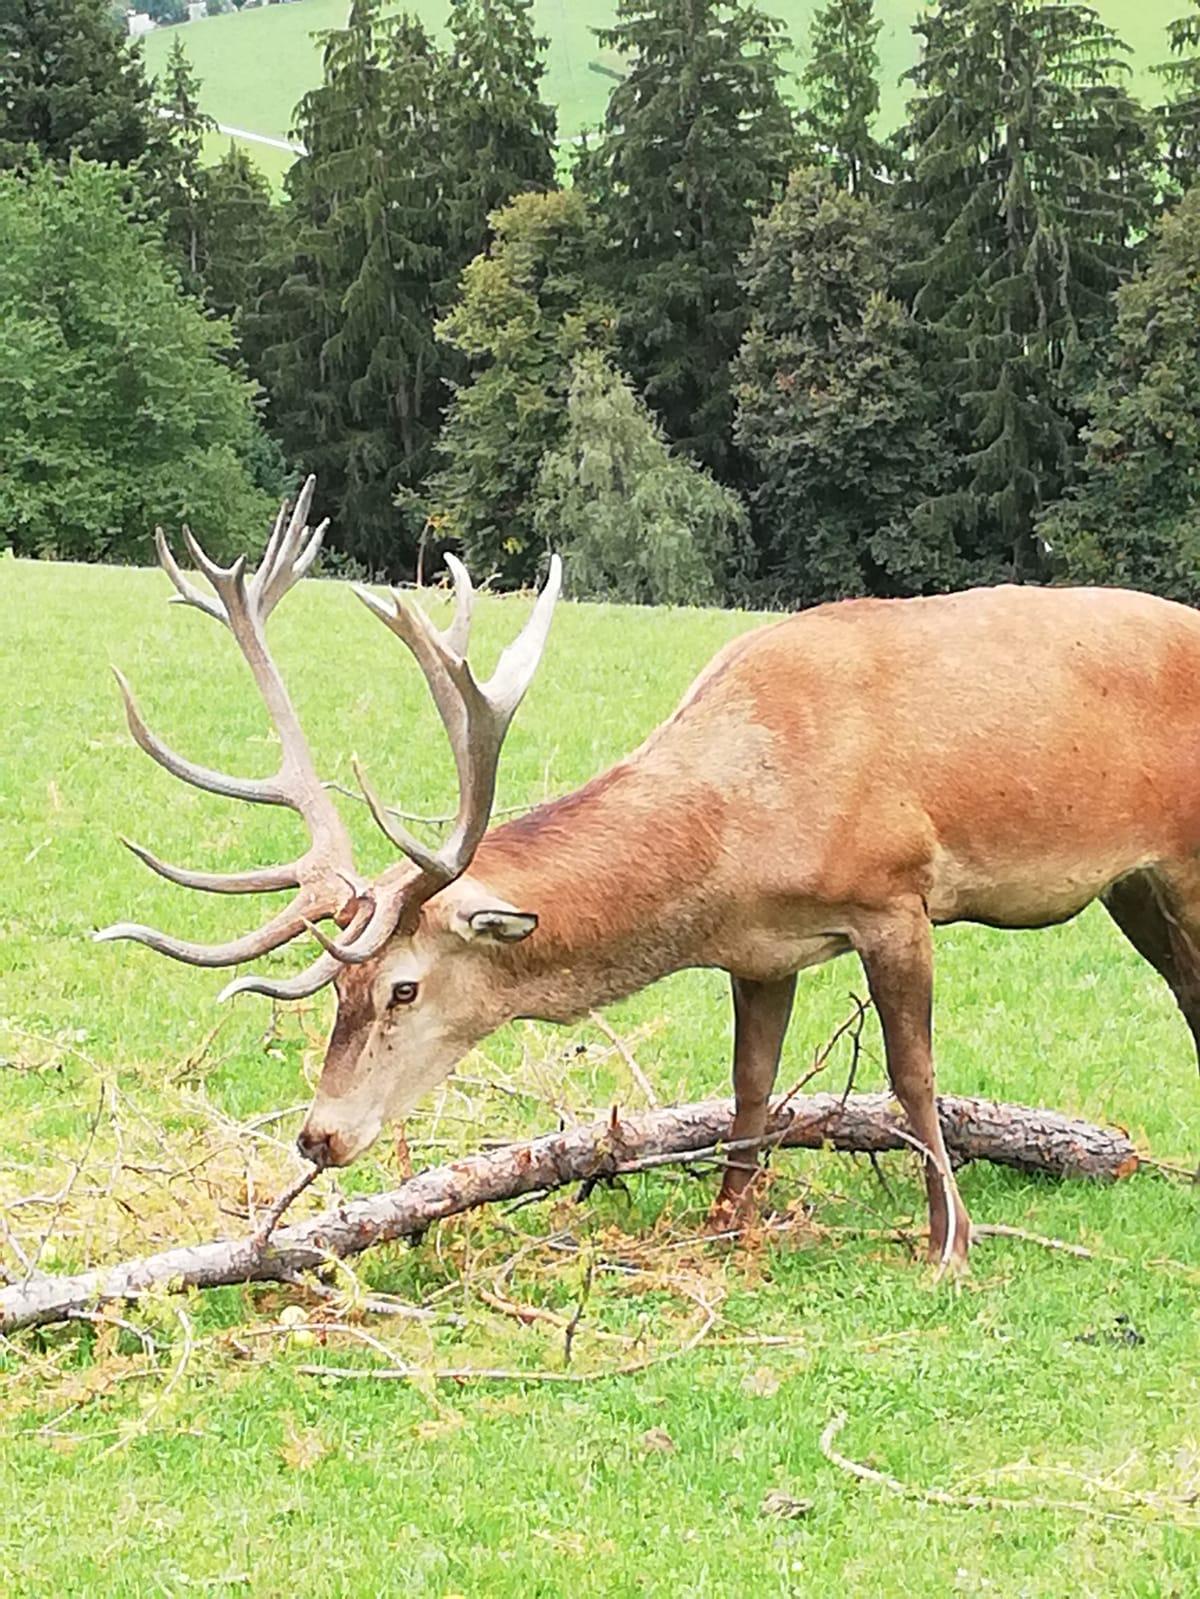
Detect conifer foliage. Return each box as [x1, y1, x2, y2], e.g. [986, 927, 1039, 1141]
[582, 0, 797, 478]
[896, 0, 1155, 582]
[441, 0, 557, 264]
[1037, 188, 1200, 600]
[1158, 0, 1200, 195]
[0, 0, 158, 171]
[798, 0, 887, 196]
[733, 169, 954, 603]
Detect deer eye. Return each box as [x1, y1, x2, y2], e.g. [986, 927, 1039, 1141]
[389, 981, 419, 1009]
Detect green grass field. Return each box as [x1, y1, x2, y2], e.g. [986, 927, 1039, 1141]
[3, 554, 1200, 1592]
[142, 0, 1184, 183]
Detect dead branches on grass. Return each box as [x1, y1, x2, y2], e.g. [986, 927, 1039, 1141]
[0, 1092, 1138, 1334]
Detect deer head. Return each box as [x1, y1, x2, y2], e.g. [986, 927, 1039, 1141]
[96, 480, 561, 1167]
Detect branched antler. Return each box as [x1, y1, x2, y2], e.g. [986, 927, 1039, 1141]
[352, 553, 562, 931]
[95, 481, 562, 1001]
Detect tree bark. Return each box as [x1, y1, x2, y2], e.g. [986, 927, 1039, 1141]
[0, 1092, 1138, 1334]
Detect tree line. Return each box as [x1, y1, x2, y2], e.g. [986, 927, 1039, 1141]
[3, 0, 1200, 608]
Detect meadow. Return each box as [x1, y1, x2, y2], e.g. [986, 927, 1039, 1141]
[142, 0, 1184, 182]
[3, 553, 1200, 1593]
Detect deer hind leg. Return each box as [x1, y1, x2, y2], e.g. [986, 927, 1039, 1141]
[854, 904, 971, 1273]
[708, 974, 797, 1230]
[1103, 865, 1200, 1066]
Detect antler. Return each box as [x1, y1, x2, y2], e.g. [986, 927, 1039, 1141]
[94, 479, 362, 997]
[96, 481, 562, 1001]
[351, 553, 563, 933]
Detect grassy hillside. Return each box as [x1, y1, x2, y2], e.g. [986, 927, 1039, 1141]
[143, 0, 1183, 182]
[2, 555, 1200, 1592]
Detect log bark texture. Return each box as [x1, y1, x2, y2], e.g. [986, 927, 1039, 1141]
[0, 1093, 1138, 1334]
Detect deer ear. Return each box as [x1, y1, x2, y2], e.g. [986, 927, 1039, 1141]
[460, 908, 538, 945]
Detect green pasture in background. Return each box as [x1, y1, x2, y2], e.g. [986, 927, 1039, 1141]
[142, 0, 1184, 184]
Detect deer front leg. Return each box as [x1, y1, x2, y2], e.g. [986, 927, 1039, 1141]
[708, 973, 797, 1230]
[854, 906, 971, 1274]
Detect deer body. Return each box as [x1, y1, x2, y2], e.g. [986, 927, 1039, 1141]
[100, 489, 1200, 1273]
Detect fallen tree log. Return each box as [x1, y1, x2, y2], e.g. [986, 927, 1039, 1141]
[0, 1092, 1139, 1334]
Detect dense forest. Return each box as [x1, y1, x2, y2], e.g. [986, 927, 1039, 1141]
[3, 0, 1200, 607]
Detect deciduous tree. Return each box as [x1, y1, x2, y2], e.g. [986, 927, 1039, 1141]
[533, 351, 748, 605]
[0, 162, 276, 563]
[433, 189, 614, 586]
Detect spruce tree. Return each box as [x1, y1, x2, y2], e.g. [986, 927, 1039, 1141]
[0, 0, 158, 170]
[433, 189, 614, 587]
[798, 0, 887, 196]
[440, 0, 557, 265]
[1157, 0, 1200, 195]
[152, 37, 214, 293]
[254, 1, 452, 573]
[582, 0, 796, 478]
[733, 169, 955, 604]
[896, 0, 1155, 580]
[1037, 187, 1200, 601]
[197, 144, 278, 326]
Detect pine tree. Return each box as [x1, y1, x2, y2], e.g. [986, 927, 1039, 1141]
[1037, 188, 1200, 600]
[1157, 0, 1200, 195]
[0, 0, 158, 171]
[896, 0, 1155, 580]
[197, 144, 278, 326]
[533, 352, 748, 605]
[798, 0, 887, 196]
[433, 189, 614, 587]
[732, 169, 955, 604]
[582, 0, 797, 478]
[440, 0, 557, 265]
[254, 1, 452, 574]
[152, 37, 214, 293]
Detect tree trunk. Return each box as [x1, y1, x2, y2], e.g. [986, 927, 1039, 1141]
[0, 1092, 1138, 1334]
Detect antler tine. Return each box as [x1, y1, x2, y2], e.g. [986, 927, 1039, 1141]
[155, 527, 225, 624]
[93, 900, 312, 967]
[302, 880, 412, 965]
[113, 668, 285, 806]
[217, 952, 345, 1004]
[351, 756, 444, 877]
[121, 837, 301, 896]
[481, 554, 563, 720]
[441, 554, 475, 658]
[254, 476, 325, 619]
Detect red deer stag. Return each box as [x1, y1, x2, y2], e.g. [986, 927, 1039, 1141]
[98, 479, 1200, 1271]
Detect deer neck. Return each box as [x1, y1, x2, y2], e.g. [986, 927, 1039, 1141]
[470, 760, 731, 1022]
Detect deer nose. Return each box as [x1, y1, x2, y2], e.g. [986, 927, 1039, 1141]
[296, 1126, 334, 1168]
